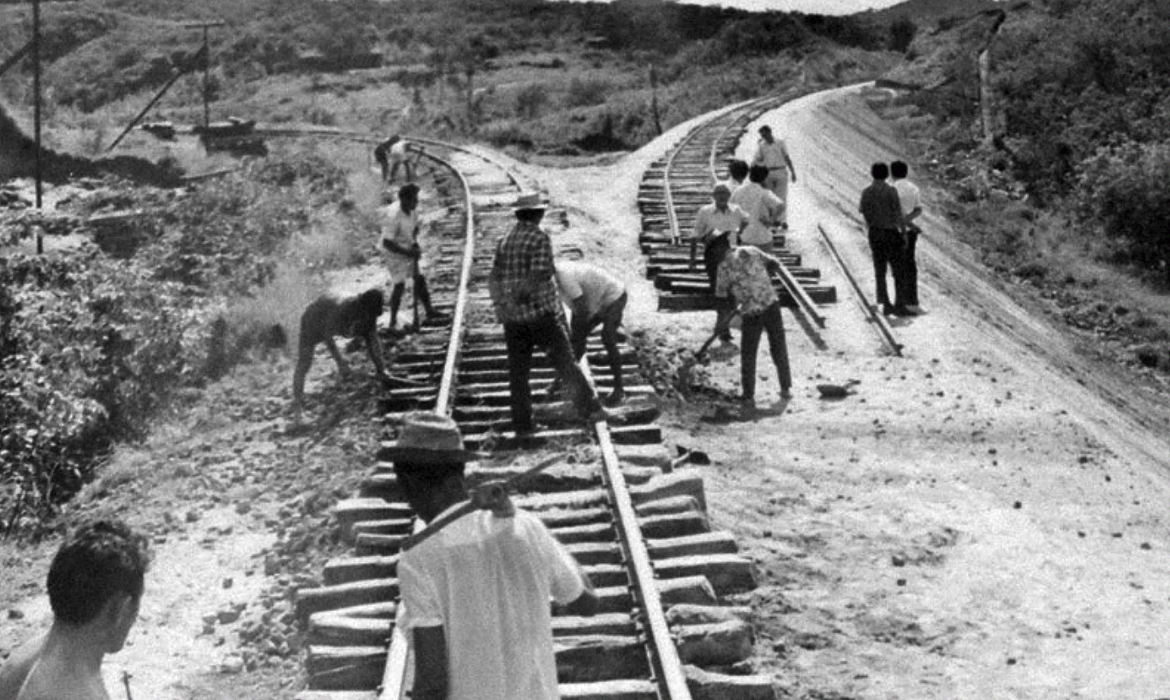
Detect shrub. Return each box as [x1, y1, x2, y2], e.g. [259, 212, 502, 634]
[564, 77, 610, 108]
[514, 83, 549, 120]
[1076, 141, 1170, 282]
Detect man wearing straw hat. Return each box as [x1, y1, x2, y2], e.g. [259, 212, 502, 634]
[489, 193, 605, 437]
[389, 412, 598, 700]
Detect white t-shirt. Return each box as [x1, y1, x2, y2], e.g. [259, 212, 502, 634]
[398, 507, 584, 700]
[730, 182, 784, 247]
[389, 139, 408, 163]
[892, 178, 922, 217]
[753, 138, 790, 172]
[555, 260, 625, 319]
[380, 201, 418, 280]
[692, 202, 749, 246]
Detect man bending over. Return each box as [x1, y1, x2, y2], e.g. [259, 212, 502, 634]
[292, 286, 395, 418]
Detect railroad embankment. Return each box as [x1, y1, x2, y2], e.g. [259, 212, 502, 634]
[0, 98, 182, 186]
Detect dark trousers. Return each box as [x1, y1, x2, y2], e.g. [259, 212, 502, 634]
[504, 313, 598, 431]
[904, 226, 920, 306]
[867, 227, 910, 308]
[568, 293, 627, 395]
[704, 235, 732, 334]
[740, 302, 791, 400]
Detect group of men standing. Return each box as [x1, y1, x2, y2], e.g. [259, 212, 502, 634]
[859, 160, 923, 317]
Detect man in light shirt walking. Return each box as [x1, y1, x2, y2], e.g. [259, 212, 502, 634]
[691, 183, 749, 343]
[751, 125, 797, 229]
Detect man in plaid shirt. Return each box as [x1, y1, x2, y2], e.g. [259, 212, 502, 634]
[490, 193, 602, 437]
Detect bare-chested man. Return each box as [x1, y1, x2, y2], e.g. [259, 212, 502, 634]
[292, 286, 393, 417]
[0, 519, 149, 700]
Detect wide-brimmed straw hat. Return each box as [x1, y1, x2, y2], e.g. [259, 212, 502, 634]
[383, 412, 485, 464]
[512, 192, 548, 213]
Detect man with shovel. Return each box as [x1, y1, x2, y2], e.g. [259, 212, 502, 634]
[389, 412, 598, 700]
[714, 243, 793, 413]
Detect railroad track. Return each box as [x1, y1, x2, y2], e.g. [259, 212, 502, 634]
[636, 97, 836, 326]
[291, 139, 776, 700]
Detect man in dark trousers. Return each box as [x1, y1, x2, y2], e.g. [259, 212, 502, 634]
[380, 183, 447, 331]
[389, 412, 597, 700]
[858, 162, 911, 317]
[714, 243, 793, 415]
[489, 193, 604, 437]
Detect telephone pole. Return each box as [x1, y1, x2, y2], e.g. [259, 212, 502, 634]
[32, 0, 43, 252]
[182, 21, 224, 129]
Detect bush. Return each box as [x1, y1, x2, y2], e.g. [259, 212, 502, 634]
[1076, 141, 1170, 282]
[564, 77, 610, 108]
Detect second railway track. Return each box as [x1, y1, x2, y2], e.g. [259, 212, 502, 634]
[291, 138, 778, 700]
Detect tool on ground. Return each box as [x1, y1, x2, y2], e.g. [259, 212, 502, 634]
[694, 309, 740, 361]
[399, 453, 562, 552]
[815, 379, 860, 399]
[121, 672, 134, 700]
[669, 445, 711, 471]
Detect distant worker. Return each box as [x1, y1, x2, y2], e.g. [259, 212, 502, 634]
[390, 411, 599, 700]
[374, 135, 421, 184]
[488, 193, 605, 437]
[751, 125, 796, 229]
[292, 285, 404, 420]
[691, 182, 749, 344]
[858, 162, 911, 317]
[551, 258, 628, 406]
[714, 244, 793, 415]
[380, 183, 448, 331]
[890, 160, 923, 314]
[730, 164, 786, 255]
[0, 519, 150, 700]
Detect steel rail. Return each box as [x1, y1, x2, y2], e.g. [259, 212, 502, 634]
[817, 222, 902, 355]
[376, 144, 478, 700]
[582, 364, 693, 700]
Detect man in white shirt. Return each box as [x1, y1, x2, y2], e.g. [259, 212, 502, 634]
[391, 413, 598, 700]
[381, 183, 447, 331]
[890, 160, 923, 313]
[691, 183, 749, 343]
[729, 165, 786, 255]
[751, 125, 797, 229]
[553, 259, 628, 406]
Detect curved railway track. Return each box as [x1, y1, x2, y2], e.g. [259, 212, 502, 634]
[290, 139, 776, 700]
[636, 98, 836, 330]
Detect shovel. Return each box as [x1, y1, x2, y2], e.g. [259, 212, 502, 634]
[694, 309, 740, 361]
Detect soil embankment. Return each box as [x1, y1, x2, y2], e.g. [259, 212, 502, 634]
[0, 99, 182, 186]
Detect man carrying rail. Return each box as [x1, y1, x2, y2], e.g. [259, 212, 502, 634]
[390, 412, 598, 700]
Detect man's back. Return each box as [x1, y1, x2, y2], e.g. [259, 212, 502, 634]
[859, 181, 902, 230]
[555, 260, 624, 318]
[0, 634, 108, 700]
[398, 509, 584, 700]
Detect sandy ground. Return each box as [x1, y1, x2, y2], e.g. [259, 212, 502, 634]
[5, 83, 1170, 700]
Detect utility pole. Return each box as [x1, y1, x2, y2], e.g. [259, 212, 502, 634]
[32, 0, 43, 253]
[182, 21, 224, 129]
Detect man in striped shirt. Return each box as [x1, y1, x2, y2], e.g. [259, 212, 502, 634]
[489, 194, 603, 436]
